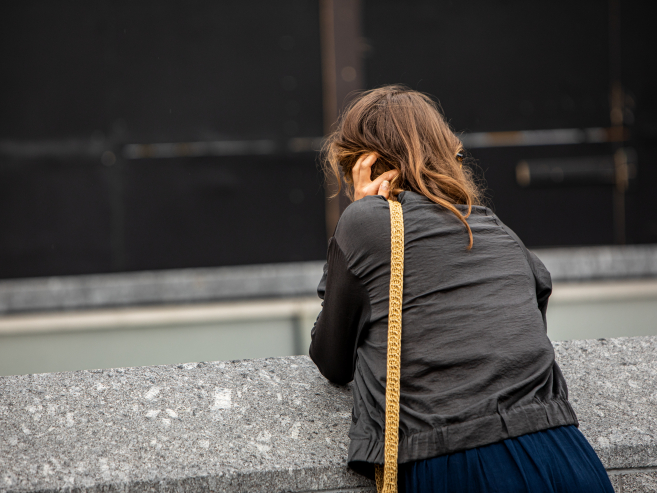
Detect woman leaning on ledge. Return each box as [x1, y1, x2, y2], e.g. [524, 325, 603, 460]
[309, 85, 613, 493]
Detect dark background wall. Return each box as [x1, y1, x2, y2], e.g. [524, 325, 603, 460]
[1, 0, 655, 279]
[0, 1, 327, 278]
[363, 0, 657, 247]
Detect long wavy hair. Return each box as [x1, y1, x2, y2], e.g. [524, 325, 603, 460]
[322, 85, 483, 249]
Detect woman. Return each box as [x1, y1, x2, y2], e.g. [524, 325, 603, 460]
[309, 86, 613, 492]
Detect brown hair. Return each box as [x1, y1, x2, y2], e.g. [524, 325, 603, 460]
[322, 85, 483, 248]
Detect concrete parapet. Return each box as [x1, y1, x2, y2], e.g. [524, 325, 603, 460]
[533, 244, 657, 283]
[1, 336, 656, 492]
[0, 262, 325, 315]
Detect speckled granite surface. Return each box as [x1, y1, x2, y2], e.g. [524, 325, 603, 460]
[554, 336, 657, 492]
[1, 336, 656, 492]
[555, 337, 657, 470]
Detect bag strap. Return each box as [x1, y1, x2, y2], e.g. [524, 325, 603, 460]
[375, 199, 405, 493]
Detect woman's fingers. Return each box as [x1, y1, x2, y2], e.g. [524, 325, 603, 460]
[375, 170, 398, 200]
[378, 180, 390, 199]
[353, 153, 377, 188]
[352, 153, 399, 201]
[353, 153, 378, 200]
[362, 153, 377, 169]
[358, 169, 397, 201]
[351, 155, 364, 183]
[370, 169, 399, 190]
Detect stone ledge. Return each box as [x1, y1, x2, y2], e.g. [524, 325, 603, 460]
[0, 262, 325, 315]
[1, 336, 656, 492]
[533, 244, 657, 283]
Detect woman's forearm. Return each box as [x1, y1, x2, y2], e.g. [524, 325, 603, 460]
[309, 238, 371, 385]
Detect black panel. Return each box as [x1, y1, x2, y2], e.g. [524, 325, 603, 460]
[363, 0, 657, 247]
[122, 154, 327, 270]
[620, 0, 657, 245]
[1, 1, 323, 142]
[363, 0, 610, 132]
[469, 144, 615, 247]
[0, 3, 107, 139]
[0, 158, 113, 278]
[108, 1, 323, 142]
[0, 1, 326, 279]
[625, 147, 657, 244]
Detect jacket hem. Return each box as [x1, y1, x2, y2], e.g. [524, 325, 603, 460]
[347, 397, 578, 479]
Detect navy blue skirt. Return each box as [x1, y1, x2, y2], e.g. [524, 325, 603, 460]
[399, 426, 614, 493]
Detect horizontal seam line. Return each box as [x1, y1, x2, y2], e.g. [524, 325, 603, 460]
[606, 465, 657, 475]
[295, 487, 376, 493]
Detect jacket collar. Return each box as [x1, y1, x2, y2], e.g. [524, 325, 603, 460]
[398, 190, 491, 215]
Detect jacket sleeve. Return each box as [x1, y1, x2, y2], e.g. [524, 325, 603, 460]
[309, 237, 371, 385]
[526, 251, 552, 329]
[493, 215, 553, 330]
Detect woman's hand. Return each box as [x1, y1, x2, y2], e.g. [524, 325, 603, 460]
[352, 153, 399, 201]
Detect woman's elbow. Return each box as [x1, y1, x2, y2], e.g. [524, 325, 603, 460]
[323, 367, 353, 386]
[309, 346, 353, 385]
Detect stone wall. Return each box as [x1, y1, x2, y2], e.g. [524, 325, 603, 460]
[1, 336, 656, 492]
[0, 262, 326, 315]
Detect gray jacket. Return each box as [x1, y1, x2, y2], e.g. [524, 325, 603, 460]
[309, 191, 578, 479]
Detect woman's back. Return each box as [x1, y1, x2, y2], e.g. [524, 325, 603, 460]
[311, 190, 577, 474]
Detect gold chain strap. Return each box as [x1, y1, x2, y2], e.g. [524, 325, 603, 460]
[375, 199, 405, 493]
